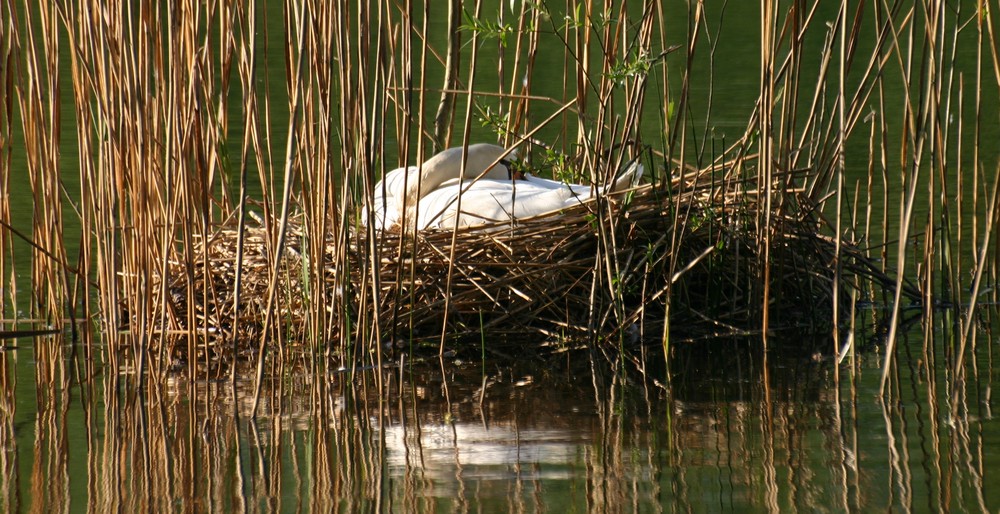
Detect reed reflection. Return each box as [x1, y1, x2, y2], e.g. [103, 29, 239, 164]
[0, 342, 16, 513]
[3, 329, 997, 512]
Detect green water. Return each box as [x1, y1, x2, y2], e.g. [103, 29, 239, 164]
[2, 1, 1000, 512]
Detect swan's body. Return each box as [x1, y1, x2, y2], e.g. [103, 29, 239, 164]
[414, 165, 643, 230]
[365, 144, 515, 230]
[364, 144, 643, 231]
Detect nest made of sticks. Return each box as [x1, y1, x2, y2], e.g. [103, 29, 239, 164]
[144, 179, 915, 365]
[353, 184, 907, 350]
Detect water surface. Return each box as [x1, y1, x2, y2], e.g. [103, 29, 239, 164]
[2, 327, 998, 511]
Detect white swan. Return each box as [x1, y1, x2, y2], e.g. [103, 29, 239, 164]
[365, 144, 643, 232]
[416, 162, 644, 230]
[365, 143, 516, 231]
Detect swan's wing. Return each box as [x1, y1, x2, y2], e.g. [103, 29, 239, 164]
[414, 183, 462, 230]
[439, 186, 576, 228]
[361, 166, 415, 230]
[412, 167, 645, 231]
[384, 166, 421, 215]
[557, 161, 643, 208]
[417, 179, 519, 229]
[515, 188, 579, 218]
[360, 190, 399, 231]
[522, 161, 645, 199]
[610, 160, 644, 192]
[521, 175, 564, 189]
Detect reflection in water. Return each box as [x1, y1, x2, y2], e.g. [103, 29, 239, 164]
[0, 349, 15, 510]
[382, 424, 584, 483]
[0, 328, 998, 512]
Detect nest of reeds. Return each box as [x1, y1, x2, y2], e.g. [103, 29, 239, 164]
[352, 183, 907, 353]
[147, 175, 912, 366]
[151, 223, 309, 363]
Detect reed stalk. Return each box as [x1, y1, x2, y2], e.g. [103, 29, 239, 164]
[0, 0, 12, 326]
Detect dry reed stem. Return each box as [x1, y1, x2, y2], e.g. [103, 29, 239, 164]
[0, 0, 13, 326]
